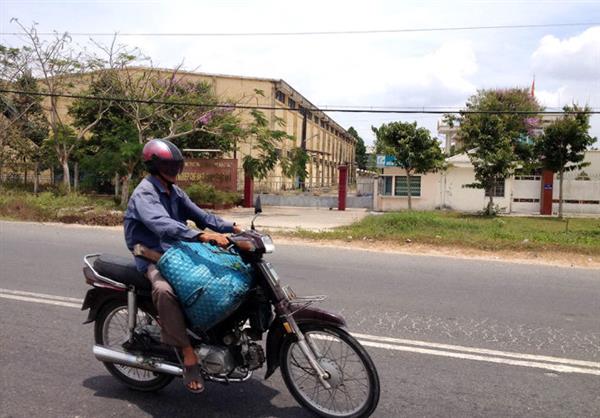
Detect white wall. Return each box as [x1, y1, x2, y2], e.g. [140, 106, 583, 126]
[580, 151, 600, 175]
[375, 168, 440, 211]
[442, 168, 513, 213]
[550, 151, 600, 214]
[552, 177, 600, 215]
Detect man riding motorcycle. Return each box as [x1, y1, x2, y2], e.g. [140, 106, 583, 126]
[123, 138, 241, 393]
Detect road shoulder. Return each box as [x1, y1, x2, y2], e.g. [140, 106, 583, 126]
[2, 219, 598, 270]
[266, 235, 600, 270]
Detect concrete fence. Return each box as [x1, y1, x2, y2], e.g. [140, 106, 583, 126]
[258, 193, 373, 209]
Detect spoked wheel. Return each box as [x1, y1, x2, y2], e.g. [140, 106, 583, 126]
[280, 324, 380, 418]
[94, 300, 174, 391]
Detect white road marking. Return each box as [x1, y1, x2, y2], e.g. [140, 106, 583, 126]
[352, 332, 600, 370]
[2, 287, 599, 376]
[355, 340, 600, 376]
[0, 293, 82, 308]
[0, 288, 83, 303]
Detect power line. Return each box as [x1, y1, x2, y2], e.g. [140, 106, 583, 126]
[2, 22, 599, 37]
[1, 88, 598, 115]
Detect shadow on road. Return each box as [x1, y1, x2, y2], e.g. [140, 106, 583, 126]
[83, 375, 309, 418]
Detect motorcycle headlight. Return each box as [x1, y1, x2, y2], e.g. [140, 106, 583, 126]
[261, 235, 275, 253]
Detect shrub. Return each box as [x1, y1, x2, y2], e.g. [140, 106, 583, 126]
[185, 183, 240, 207]
[0, 188, 121, 224]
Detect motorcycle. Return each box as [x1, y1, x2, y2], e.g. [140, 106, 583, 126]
[81, 199, 380, 418]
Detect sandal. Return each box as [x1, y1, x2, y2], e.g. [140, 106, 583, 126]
[183, 363, 205, 393]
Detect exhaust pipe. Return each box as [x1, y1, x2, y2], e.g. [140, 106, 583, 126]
[93, 345, 182, 376]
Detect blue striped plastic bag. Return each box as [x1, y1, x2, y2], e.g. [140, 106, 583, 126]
[156, 241, 254, 330]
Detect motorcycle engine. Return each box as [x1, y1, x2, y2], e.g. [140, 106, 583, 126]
[244, 342, 265, 371]
[195, 344, 236, 375]
[221, 329, 266, 371]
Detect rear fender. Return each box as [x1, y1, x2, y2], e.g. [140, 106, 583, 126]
[264, 305, 346, 379]
[81, 287, 127, 324]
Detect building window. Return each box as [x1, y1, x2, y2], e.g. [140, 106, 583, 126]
[485, 178, 505, 197]
[379, 176, 393, 196]
[288, 98, 296, 109]
[394, 176, 421, 197]
[275, 90, 285, 103]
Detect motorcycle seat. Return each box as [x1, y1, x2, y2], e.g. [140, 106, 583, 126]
[93, 254, 151, 291]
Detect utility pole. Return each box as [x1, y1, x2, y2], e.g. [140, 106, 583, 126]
[299, 108, 308, 191]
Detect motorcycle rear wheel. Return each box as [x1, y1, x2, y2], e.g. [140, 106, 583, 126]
[280, 324, 380, 418]
[94, 299, 174, 392]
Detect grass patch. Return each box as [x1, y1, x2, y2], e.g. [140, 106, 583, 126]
[0, 189, 122, 225]
[288, 211, 600, 255]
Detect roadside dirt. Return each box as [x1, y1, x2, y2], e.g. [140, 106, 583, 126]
[269, 234, 600, 270]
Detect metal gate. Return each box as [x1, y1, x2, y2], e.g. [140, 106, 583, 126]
[356, 176, 375, 196]
[511, 175, 541, 213]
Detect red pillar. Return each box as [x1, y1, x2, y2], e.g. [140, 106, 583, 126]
[540, 169, 554, 215]
[338, 165, 348, 211]
[243, 174, 254, 208]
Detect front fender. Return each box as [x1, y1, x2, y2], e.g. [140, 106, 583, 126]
[264, 305, 346, 379]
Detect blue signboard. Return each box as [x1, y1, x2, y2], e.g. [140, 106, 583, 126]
[376, 155, 397, 168]
[544, 183, 553, 190]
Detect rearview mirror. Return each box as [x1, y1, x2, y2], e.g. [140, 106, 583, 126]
[255, 195, 262, 214]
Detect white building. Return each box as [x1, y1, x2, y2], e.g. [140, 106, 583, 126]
[374, 150, 600, 215]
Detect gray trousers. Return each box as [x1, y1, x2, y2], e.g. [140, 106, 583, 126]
[146, 264, 191, 348]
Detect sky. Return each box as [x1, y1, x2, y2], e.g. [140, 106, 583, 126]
[1, 0, 599, 146]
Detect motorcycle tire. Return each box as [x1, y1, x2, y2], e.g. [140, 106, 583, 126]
[94, 299, 174, 392]
[280, 324, 380, 418]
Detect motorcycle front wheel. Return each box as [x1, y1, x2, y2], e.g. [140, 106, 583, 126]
[94, 299, 174, 392]
[280, 324, 380, 418]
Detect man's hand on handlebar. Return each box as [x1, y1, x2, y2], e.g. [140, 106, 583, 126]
[198, 232, 230, 247]
[232, 224, 243, 234]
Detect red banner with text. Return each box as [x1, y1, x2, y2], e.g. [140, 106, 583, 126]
[178, 159, 238, 192]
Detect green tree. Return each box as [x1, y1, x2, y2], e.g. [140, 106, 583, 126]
[0, 64, 49, 190]
[372, 121, 445, 210]
[454, 88, 542, 214]
[281, 147, 309, 188]
[12, 74, 49, 192]
[75, 108, 139, 196]
[12, 20, 113, 192]
[348, 126, 367, 170]
[242, 109, 291, 181]
[1, 44, 28, 183]
[535, 105, 596, 218]
[70, 63, 255, 206]
[110, 63, 246, 205]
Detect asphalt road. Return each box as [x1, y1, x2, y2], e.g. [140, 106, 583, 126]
[1, 221, 599, 417]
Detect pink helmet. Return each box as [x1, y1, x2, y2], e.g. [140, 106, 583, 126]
[142, 139, 184, 177]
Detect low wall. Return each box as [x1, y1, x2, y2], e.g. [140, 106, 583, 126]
[258, 193, 373, 209]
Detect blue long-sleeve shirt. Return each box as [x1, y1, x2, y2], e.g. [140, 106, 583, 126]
[124, 175, 235, 272]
